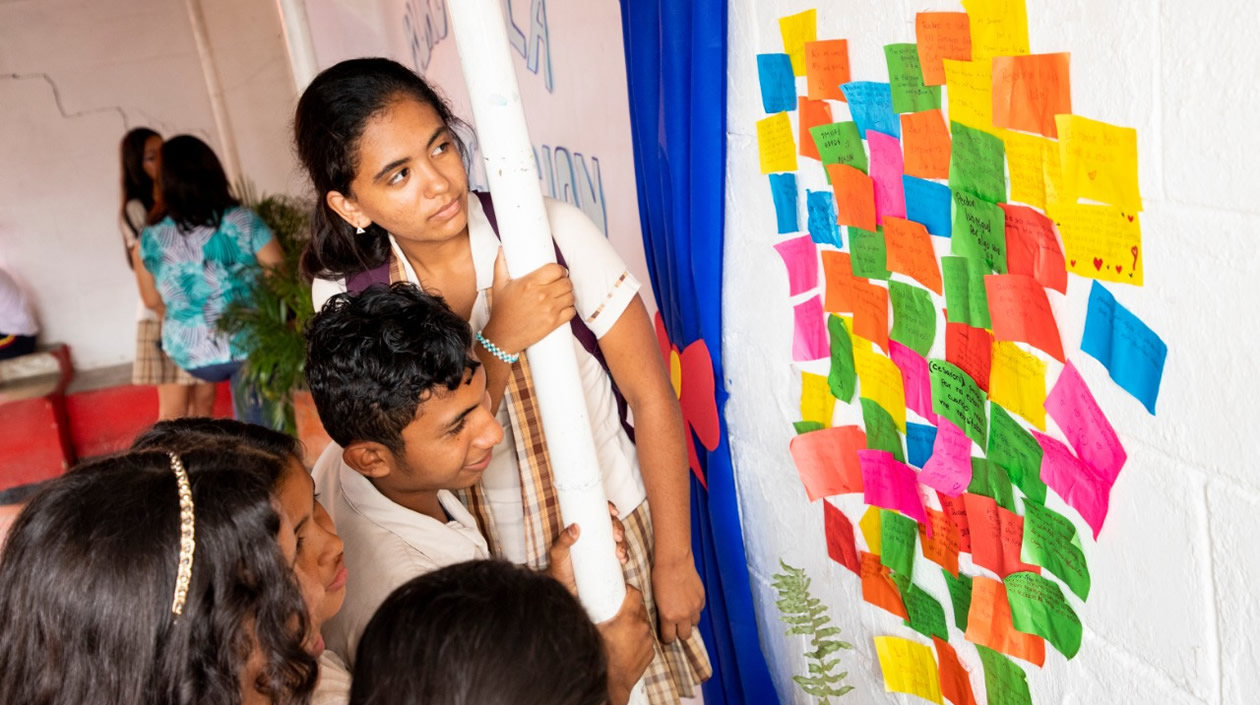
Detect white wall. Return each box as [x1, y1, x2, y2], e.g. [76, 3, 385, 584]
[723, 1, 1260, 704]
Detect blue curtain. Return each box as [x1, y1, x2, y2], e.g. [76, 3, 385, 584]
[618, 3, 780, 704]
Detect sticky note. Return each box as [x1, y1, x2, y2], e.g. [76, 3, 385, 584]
[962, 0, 1030, 60]
[1056, 114, 1142, 212]
[984, 274, 1064, 362]
[1004, 572, 1082, 659]
[885, 217, 944, 294]
[952, 190, 1007, 274]
[799, 371, 835, 427]
[1034, 430, 1110, 538]
[869, 131, 907, 223]
[1022, 501, 1090, 600]
[789, 425, 867, 500]
[881, 509, 918, 578]
[967, 493, 1040, 578]
[807, 190, 843, 247]
[862, 398, 906, 463]
[851, 281, 890, 352]
[988, 404, 1047, 505]
[861, 550, 909, 618]
[921, 507, 962, 576]
[793, 421, 824, 434]
[886, 43, 942, 114]
[916, 13, 971, 86]
[929, 359, 987, 445]
[828, 164, 878, 232]
[840, 82, 900, 138]
[907, 422, 939, 468]
[890, 340, 936, 424]
[773, 234, 815, 295]
[1001, 203, 1066, 294]
[804, 39, 850, 101]
[820, 319, 854, 405]
[821, 251, 860, 312]
[902, 109, 952, 179]
[755, 54, 796, 113]
[861, 506, 883, 554]
[904, 582, 950, 641]
[934, 637, 979, 705]
[920, 417, 973, 497]
[937, 492, 971, 554]
[1046, 362, 1127, 485]
[950, 121, 1006, 204]
[942, 256, 991, 329]
[792, 295, 829, 361]
[850, 226, 892, 279]
[903, 176, 953, 237]
[860, 449, 927, 523]
[1003, 130, 1054, 210]
[855, 339, 906, 430]
[889, 281, 937, 357]
[811, 122, 867, 177]
[968, 457, 1016, 512]
[1055, 202, 1143, 285]
[874, 636, 945, 705]
[824, 501, 861, 573]
[944, 322, 993, 394]
[777, 9, 816, 75]
[769, 173, 799, 234]
[943, 59, 995, 132]
[989, 341, 1046, 430]
[992, 53, 1071, 138]
[797, 97, 833, 161]
[965, 576, 1046, 667]
[976, 646, 1033, 705]
[943, 569, 973, 630]
[757, 112, 798, 174]
[1081, 281, 1167, 414]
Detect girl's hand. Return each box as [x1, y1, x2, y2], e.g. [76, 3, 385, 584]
[652, 552, 705, 644]
[481, 248, 575, 355]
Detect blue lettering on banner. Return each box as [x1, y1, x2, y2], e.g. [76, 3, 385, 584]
[404, 0, 449, 72]
[504, 0, 554, 92]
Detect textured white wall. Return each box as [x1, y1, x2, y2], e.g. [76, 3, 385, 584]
[723, 1, 1260, 704]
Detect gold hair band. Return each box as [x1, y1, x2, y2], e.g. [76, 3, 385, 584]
[169, 452, 196, 616]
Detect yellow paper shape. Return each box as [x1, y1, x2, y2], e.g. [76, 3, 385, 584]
[757, 112, 798, 174]
[860, 506, 883, 554]
[1044, 136, 1067, 212]
[800, 372, 835, 427]
[1055, 202, 1144, 285]
[778, 9, 817, 76]
[874, 636, 945, 705]
[961, 0, 1030, 60]
[1003, 130, 1055, 210]
[988, 341, 1047, 430]
[853, 334, 907, 432]
[943, 58, 998, 133]
[1055, 114, 1142, 211]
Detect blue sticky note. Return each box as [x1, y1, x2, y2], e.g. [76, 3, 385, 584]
[1081, 281, 1168, 415]
[757, 54, 796, 113]
[839, 82, 900, 139]
[903, 176, 952, 238]
[770, 173, 799, 233]
[906, 422, 938, 468]
[806, 190, 842, 248]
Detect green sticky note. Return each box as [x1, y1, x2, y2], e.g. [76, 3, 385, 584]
[880, 509, 918, 579]
[889, 281, 937, 357]
[1004, 571, 1083, 659]
[884, 43, 941, 114]
[941, 256, 991, 329]
[811, 121, 868, 176]
[793, 420, 825, 434]
[969, 457, 1016, 512]
[1022, 502, 1091, 601]
[861, 397, 905, 462]
[928, 359, 988, 445]
[949, 120, 1006, 203]
[827, 315, 856, 403]
[902, 582, 950, 641]
[976, 646, 1033, 705]
[943, 569, 973, 631]
[988, 405, 1047, 504]
[849, 227, 892, 279]
[889, 570, 911, 594]
[951, 190, 1007, 274]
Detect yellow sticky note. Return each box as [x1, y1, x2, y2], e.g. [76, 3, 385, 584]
[961, 0, 1030, 60]
[800, 372, 835, 427]
[874, 636, 945, 705]
[853, 335, 907, 432]
[757, 112, 798, 174]
[988, 341, 1047, 430]
[778, 9, 817, 76]
[1055, 114, 1143, 212]
[1003, 130, 1055, 210]
[1055, 202, 1144, 285]
[860, 506, 883, 554]
[943, 58, 997, 133]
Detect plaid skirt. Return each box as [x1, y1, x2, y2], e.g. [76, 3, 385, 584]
[133, 319, 198, 386]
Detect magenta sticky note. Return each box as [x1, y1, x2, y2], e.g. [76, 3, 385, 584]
[774, 235, 820, 296]
[793, 295, 830, 361]
[868, 130, 907, 224]
[1034, 430, 1110, 538]
[1045, 362, 1127, 485]
[860, 449, 928, 524]
[889, 340, 937, 423]
[919, 417, 972, 496]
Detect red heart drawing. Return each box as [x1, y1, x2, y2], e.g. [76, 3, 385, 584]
[1093, 258, 1104, 270]
[1088, 170, 1098, 180]
[1069, 259, 1076, 267]
[1127, 215, 1135, 223]
[1116, 265, 1123, 273]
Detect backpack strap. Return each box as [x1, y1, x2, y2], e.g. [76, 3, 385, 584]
[345, 259, 391, 295]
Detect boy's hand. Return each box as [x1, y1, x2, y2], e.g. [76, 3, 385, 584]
[652, 552, 705, 643]
[547, 503, 629, 597]
[600, 586, 654, 705]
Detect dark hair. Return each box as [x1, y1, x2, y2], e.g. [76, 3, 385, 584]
[133, 417, 303, 464]
[0, 449, 316, 705]
[159, 135, 239, 232]
[350, 560, 608, 705]
[305, 282, 478, 454]
[294, 57, 467, 280]
[120, 127, 160, 267]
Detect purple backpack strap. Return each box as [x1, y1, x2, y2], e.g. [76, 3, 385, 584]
[345, 260, 391, 295]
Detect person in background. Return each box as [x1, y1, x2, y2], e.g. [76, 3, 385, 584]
[133, 135, 283, 425]
[118, 128, 215, 418]
[0, 266, 38, 361]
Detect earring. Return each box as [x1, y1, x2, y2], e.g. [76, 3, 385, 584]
[355, 225, 366, 235]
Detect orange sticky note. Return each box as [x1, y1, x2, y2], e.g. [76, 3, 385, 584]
[788, 425, 867, 500]
[964, 493, 1042, 577]
[827, 163, 878, 232]
[885, 217, 944, 294]
[861, 551, 908, 618]
[920, 507, 962, 576]
[965, 576, 1046, 666]
[1001, 203, 1066, 294]
[804, 39, 851, 101]
[901, 109, 953, 179]
[821, 251, 868, 313]
[937, 491, 972, 552]
[945, 322, 992, 394]
[798, 97, 834, 161]
[851, 281, 890, 354]
[992, 53, 1072, 138]
[916, 13, 972, 86]
[933, 637, 979, 705]
[983, 274, 1064, 362]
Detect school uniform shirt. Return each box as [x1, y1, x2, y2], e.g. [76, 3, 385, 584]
[311, 442, 490, 667]
[0, 268, 37, 337]
[122, 199, 158, 323]
[312, 194, 648, 565]
[312, 650, 351, 705]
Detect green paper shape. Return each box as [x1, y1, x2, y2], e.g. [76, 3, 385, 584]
[941, 256, 991, 329]
[889, 570, 911, 594]
[928, 359, 988, 445]
[860, 397, 905, 462]
[811, 121, 868, 177]
[793, 420, 825, 434]
[902, 582, 950, 641]
[849, 227, 892, 279]
[827, 315, 857, 403]
[880, 509, 917, 579]
[884, 43, 942, 114]
[969, 457, 1016, 512]
[976, 646, 1033, 705]
[949, 121, 1007, 203]
[1022, 502, 1091, 601]
[1005, 571, 1083, 659]
[889, 281, 937, 357]
[951, 190, 1008, 274]
[943, 569, 973, 631]
[988, 405, 1047, 504]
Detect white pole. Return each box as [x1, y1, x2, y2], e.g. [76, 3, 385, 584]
[183, 0, 242, 182]
[275, 0, 320, 92]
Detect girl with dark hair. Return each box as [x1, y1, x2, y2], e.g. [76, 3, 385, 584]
[295, 58, 709, 705]
[132, 135, 284, 423]
[119, 127, 214, 419]
[0, 447, 317, 705]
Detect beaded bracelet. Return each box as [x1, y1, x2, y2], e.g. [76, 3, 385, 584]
[476, 331, 520, 364]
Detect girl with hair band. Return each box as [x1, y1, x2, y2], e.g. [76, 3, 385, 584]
[295, 58, 709, 704]
[119, 128, 216, 418]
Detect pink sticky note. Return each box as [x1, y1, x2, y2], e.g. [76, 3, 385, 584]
[1034, 430, 1110, 538]
[774, 235, 819, 296]
[868, 131, 907, 224]
[919, 418, 972, 496]
[889, 341, 937, 424]
[1045, 362, 1127, 485]
[793, 295, 829, 361]
[859, 449, 928, 524]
